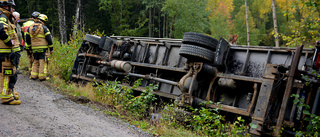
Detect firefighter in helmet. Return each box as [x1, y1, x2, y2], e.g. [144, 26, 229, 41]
[0, 0, 21, 105]
[22, 11, 40, 75]
[26, 14, 53, 81]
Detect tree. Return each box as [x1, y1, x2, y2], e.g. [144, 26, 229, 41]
[100, 0, 148, 36]
[272, 0, 280, 47]
[57, 0, 67, 44]
[233, 5, 260, 45]
[72, 0, 81, 38]
[162, 0, 209, 38]
[282, 0, 320, 47]
[206, 0, 234, 39]
[245, 0, 250, 46]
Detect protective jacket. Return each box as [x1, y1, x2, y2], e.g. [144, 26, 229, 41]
[0, 9, 20, 53]
[26, 21, 53, 53]
[0, 8, 13, 53]
[21, 18, 34, 48]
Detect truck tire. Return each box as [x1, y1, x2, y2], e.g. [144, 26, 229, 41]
[179, 44, 215, 62]
[182, 32, 218, 51]
[84, 34, 101, 45]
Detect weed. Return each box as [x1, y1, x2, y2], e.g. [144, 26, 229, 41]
[188, 101, 250, 136]
[291, 94, 320, 136]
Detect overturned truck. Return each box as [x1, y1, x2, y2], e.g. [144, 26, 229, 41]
[69, 33, 320, 136]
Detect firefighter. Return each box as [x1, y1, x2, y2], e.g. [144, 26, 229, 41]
[26, 14, 53, 81]
[0, 0, 21, 105]
[22, 11, 40, 75]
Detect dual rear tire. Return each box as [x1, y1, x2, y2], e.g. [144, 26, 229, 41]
[179, 32, 218, 62]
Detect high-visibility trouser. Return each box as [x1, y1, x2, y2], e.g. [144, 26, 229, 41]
[27, 50, 33, 73]
[31, 52, 48, 80]
[1, 57, 17, 104]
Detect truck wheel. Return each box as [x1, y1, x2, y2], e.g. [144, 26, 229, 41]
[179, 44, 215, 62]
[84, 34, 101, 45]
[182, 32, 218, 51]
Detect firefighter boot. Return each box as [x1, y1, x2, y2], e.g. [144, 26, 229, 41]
[14, 92, 19, 100]
[7, 99, 21, 105]
[1, 89, 21, 105]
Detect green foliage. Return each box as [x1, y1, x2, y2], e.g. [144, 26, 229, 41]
[189, 101, 250, 136]
[207, 0, 234, 39]
[99, 0, 148, 36]
[282, 0, 320, 47]
[232, 5, 260, 46]
[49, 32, 84, 81]
[93, 79, 133, 106]
[162, 0, 209, 38]
[291, 94, 320, 136]
[124, 79, 158, 119]
[93, 78, 158, 119]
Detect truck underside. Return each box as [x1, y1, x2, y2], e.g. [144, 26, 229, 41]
[69, 33, 320, 136]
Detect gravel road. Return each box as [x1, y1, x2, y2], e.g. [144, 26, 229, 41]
[0, 74, 151, 137]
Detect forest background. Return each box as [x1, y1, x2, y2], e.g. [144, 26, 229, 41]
[14, 0, 320, 47]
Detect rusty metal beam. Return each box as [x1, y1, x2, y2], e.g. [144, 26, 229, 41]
[217, 73, 263, 83]
[129, 62, 186, 72]
[249, 64, 277, 136]
[78, 53, 108, 59]
[273, 45, 304, 136]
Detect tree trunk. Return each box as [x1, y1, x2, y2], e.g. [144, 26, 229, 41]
[272, 0, 280, 47]
[57, 0, 67, 44]
[166, 14, 169, 38]
[72, 0, 81, 38]
[153, 0, 155, 37]
[26, 0, 32, 15]
[81, 9, 85, 34]
[148, 7, 152, 37]
[163, 13, 165, 38]
[158, 7, 161, 38]
[245, 0, 250, 46]
[169, 16, 176, 38]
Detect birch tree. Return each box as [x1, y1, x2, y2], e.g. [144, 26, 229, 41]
[57, 0, 67, 44]
[272, 0, 279, 47]
[72, 0, 81, 38]
[245, 0, 250, 46]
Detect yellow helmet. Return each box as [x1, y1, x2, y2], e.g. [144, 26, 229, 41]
[38, 14, 48, 22]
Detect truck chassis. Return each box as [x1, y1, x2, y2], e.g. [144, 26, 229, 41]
[69, 33, 320, 136]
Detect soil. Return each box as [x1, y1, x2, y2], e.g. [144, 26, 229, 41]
[0, 74, 152, 137]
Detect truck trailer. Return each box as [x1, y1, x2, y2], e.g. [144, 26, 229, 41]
[69, 33, 320, 136]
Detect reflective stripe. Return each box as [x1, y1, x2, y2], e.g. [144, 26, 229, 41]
[45, 32, 50, 36]
[31, 46, 49, 49]
[7, 30, 15, 35]
[1, 94, 13, 98]
[48, 45, 53, 48]
[0, 21, 8, 26]
[3, 36, 11, 43]
[31, 72, 39, 76]
[13, 47, 21, 52]
[23, 20, 34, 28]
[39, 73, 46, 76]
[1, 76, 11, 98]
[26, 32, 30, 34]
[30, 34, 45, 38]
[0, 48, 12, 53]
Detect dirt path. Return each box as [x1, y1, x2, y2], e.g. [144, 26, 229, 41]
[0, 74, 150, 137]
